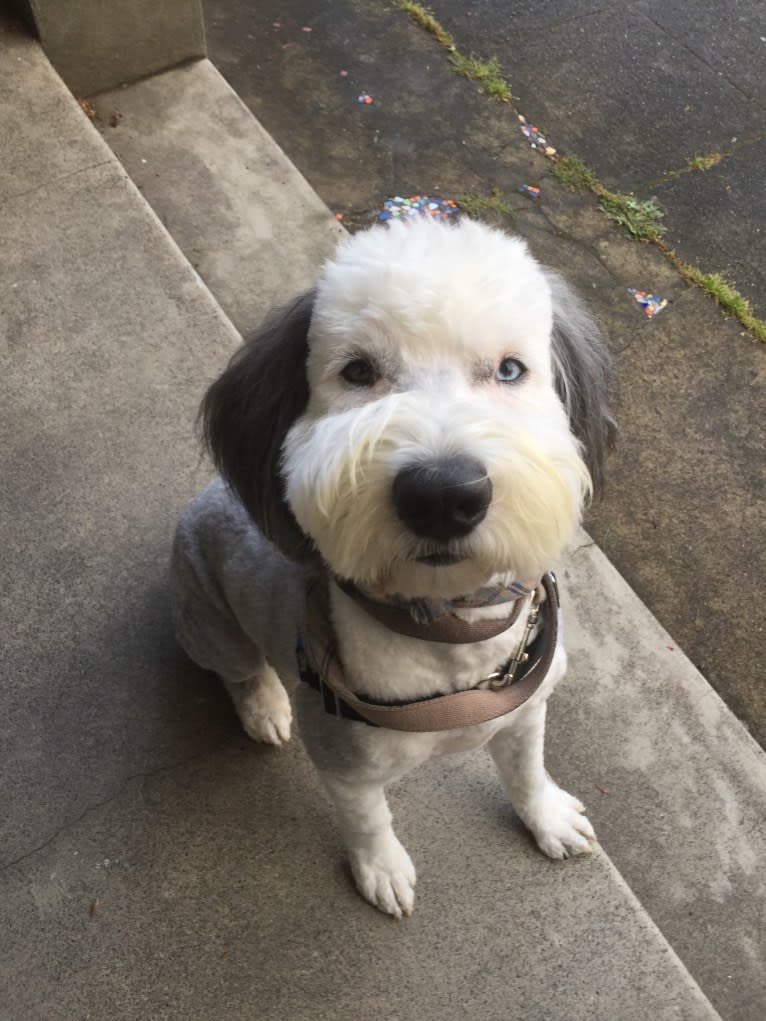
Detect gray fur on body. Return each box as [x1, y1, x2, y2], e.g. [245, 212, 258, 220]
[170, 477, 305, 687]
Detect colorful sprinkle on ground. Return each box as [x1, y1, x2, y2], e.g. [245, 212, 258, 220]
[628, 288, 668, 318]
[378, 196, 461, 222]
[518, 115, 557, 159]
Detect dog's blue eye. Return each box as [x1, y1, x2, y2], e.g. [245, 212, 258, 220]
[496, 357, 526, 383]
[341, 358, 379, 387]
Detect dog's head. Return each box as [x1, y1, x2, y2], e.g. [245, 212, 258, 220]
[203, 219, 615, 598]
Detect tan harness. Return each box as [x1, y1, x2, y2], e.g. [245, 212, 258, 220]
[299, 573, 560, 732]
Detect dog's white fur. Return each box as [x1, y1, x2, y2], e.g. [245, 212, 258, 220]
[170, 218, 613, 918]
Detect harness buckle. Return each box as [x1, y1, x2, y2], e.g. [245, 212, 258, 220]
[488, 598, 541, 690]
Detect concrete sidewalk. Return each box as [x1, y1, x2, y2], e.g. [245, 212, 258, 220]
[2, 19, 765, 1021]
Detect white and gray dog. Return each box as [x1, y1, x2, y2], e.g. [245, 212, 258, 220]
[170, 217, 615, 918]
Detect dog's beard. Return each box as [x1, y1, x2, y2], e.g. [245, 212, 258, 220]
[283, 393, 590, 598]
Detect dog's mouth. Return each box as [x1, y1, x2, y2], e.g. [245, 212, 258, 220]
[415, 551, 466, 566]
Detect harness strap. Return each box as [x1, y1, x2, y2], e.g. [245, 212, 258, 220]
[300, 573, 559, 732]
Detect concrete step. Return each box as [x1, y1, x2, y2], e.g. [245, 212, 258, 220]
[90, 56, 345, 335]
[0, 24, 740, 1020]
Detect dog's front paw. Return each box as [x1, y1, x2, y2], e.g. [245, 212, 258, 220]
[226, 673, 293, 746]
[524, 780, 597, 860]
[349, 832, 417, 919]
[239, 698, 293, 746]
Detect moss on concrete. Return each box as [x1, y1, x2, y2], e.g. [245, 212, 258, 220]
[458, 191, 517, 224]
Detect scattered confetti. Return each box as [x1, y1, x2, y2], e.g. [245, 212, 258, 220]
[518, 184, 541, 199]
[518, 114, 557, 159]
[628, 288, 668, 318]
[378, 195, 461, 223]
[357, 93, 373, 105]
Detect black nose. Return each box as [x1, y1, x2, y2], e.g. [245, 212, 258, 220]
[392, 456, 492, 543]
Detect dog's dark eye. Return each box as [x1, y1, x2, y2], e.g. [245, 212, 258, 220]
[496, 357, 526, 383]
[341, 358, 379, 387]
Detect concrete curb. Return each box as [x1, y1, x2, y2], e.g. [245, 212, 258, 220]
[555, 536, 766, 1017]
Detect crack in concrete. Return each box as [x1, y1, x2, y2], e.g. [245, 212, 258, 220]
[0, 159, 118, 210]
[634, 135, 766, 193]
[510, 3, 619, 37]
[641, 10, 761, 108]
[530, 201, 630, 287]
[0, 743, 224, 874]
[571, 540, 597, 555]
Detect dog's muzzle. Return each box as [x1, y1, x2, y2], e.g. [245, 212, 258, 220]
[392, 456, 492, 546]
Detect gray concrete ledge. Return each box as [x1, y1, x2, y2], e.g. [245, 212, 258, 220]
[24, 0, 206, 96]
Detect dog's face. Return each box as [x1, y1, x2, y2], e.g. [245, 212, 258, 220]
[204, 219, 614, 598]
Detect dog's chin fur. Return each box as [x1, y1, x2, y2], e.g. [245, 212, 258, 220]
[284, 392, 590, 599]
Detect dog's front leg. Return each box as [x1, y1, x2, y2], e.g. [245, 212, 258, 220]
[488, 700, 596, 859]
[320, 775, 416, 919]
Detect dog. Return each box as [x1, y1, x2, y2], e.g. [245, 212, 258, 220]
[170, 217, 615, 918]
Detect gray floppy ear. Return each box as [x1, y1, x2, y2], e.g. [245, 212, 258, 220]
[544, 270, 616, 497]
[201, 290, 316, 560]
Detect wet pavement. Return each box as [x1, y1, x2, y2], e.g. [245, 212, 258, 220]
[203, 0, 765, 745]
